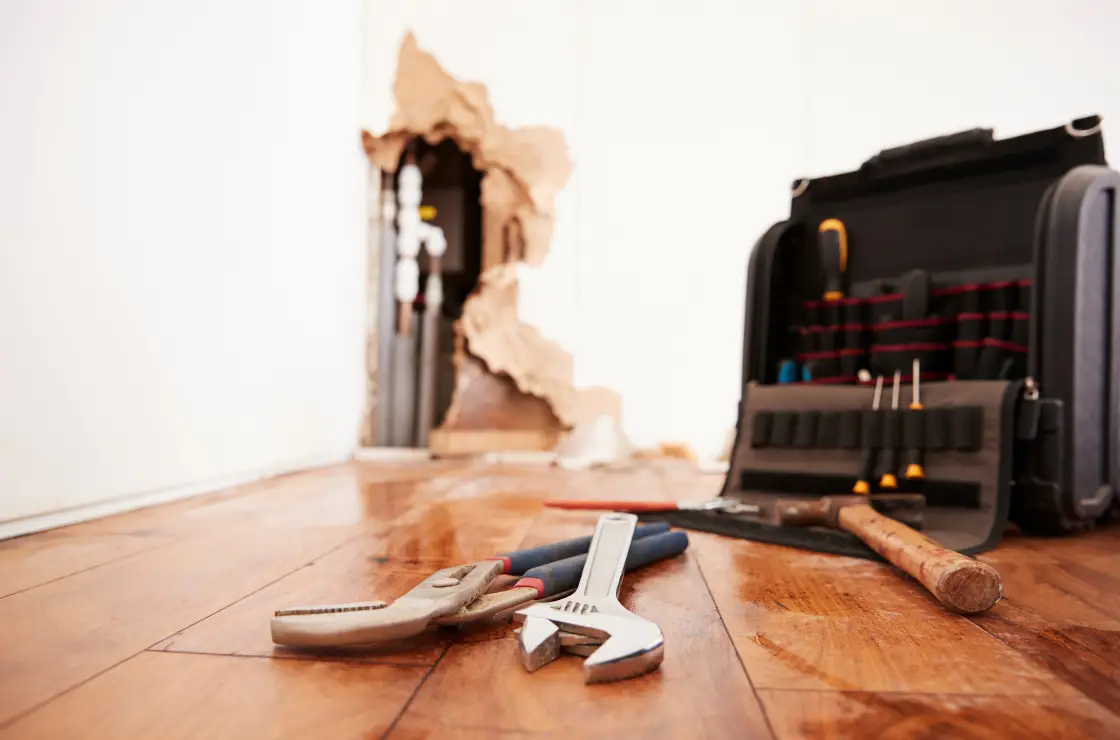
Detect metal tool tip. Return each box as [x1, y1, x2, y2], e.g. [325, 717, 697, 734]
[518, 616, 560, 672]
[584, 637, 665, 684]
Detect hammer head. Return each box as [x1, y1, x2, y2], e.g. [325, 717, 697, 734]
[849, 493, 925, 529]
[776, 493, 925, 529]
[513, 603, 665, 683]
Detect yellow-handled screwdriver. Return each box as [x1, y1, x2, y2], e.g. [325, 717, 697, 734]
[818, 219, 848, 301]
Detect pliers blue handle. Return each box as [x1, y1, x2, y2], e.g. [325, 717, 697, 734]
[488, 522, 671, 575]
[514, 529, 689, 599]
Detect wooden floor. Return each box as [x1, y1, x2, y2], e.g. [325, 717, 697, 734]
[1, 461, 1119, 739]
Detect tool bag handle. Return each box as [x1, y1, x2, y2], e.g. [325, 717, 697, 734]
[861, 128, 995, 171]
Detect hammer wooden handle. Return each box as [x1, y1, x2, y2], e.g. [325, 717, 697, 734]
[837, 503, 1002, 614]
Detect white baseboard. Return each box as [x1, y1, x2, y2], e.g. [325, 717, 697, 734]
[0, 450, 353, 541]
[352, 446, 433, 462]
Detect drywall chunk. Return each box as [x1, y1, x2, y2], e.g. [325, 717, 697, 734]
[554, 415, 637, 470]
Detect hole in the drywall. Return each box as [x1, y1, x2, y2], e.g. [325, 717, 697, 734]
[395, 137, 483, 439]
[361, 32, 622, 456]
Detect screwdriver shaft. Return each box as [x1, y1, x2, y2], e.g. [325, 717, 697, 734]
[877, 370, 901, 489]
[904, 358, 926, 480]
[853, 375, 884, 495]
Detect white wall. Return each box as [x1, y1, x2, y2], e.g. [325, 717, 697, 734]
[0, 0, 368, 526]
[361, 0, 802, 458]
[800, 0, 1120, 175]
[362, 0, 1120, 460]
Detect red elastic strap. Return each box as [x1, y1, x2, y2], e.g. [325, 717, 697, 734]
[485, 555, 512, 574]
[989, 312, 1030, 320]
[988, 280, 1014, 289]
[798, 350, 839, 361]
[874, 317, 946, 329]
[865, 293, 903, 304]
[514, 577, 545, 598]
[933, 283, 982, 296]
[799, 348, 866, 361]
[983, 338, 1029, 353]
[871, 342, 950, 352]
[958, 312, 985, 321]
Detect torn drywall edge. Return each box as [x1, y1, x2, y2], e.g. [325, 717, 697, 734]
[359, 164, 382, 447]
[360, 31, 621, 436]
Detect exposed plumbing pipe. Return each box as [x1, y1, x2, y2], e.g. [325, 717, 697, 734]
[375, 170, 397, 445]
[389, 152, 423, 446]
[394, 155, 423, 337]
[416, 222, 447, 447]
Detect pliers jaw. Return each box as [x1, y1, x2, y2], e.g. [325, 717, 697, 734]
[270, 559, 504, 648]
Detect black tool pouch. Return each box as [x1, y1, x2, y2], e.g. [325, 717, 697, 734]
[650, 116, 1119, 556]
[649, 380, 1020, 560]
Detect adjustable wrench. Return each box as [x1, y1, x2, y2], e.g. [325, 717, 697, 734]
[512, 512, 665, 684]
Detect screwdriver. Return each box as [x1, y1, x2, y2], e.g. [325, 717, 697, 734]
[818, 219, 848, 300]
[876, 370, 902, 490]
[904, 358, 926, 480]
[853, 374, 884, 494]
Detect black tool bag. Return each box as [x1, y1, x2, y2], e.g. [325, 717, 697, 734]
[657, 116, 1119, 559]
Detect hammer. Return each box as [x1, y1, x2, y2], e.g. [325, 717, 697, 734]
[776, 494, 1002, 614]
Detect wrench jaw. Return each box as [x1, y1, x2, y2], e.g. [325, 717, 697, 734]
[517, 616, 561, 672]
[513, 604, 665, 684]
[582, 624, 665, 684]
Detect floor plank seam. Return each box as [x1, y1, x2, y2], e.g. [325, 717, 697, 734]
[147, 646, 435, 669]
[145, 532, 366, 649]
[0, 532, 361, 731]
[379, 503, 546, 740]
[692, 549, 780, 740]
[0, 536, 181, 602]
[755, 687, 1062, 697]
[966, 609, 1120, 720]
[379, 640, 455, 740]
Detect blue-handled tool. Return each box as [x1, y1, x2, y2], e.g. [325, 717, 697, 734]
[509, 530, 688, 600]
[490, 522, 670, 575]
[270, 523, 686, 648]
[435, 529, 687, 624]
[778, 359, 797, 384]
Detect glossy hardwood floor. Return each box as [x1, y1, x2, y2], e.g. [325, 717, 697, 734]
[1, 460, 1118, 739]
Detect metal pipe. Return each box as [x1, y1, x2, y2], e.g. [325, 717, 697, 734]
[416, 224, 446, 447]
[390, 333, 418, 446]
[376, 170, 398, 445]
[390, 150, 423, 446]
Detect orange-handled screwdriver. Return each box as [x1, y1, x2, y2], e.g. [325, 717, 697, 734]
[904, 358, 926, 480]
